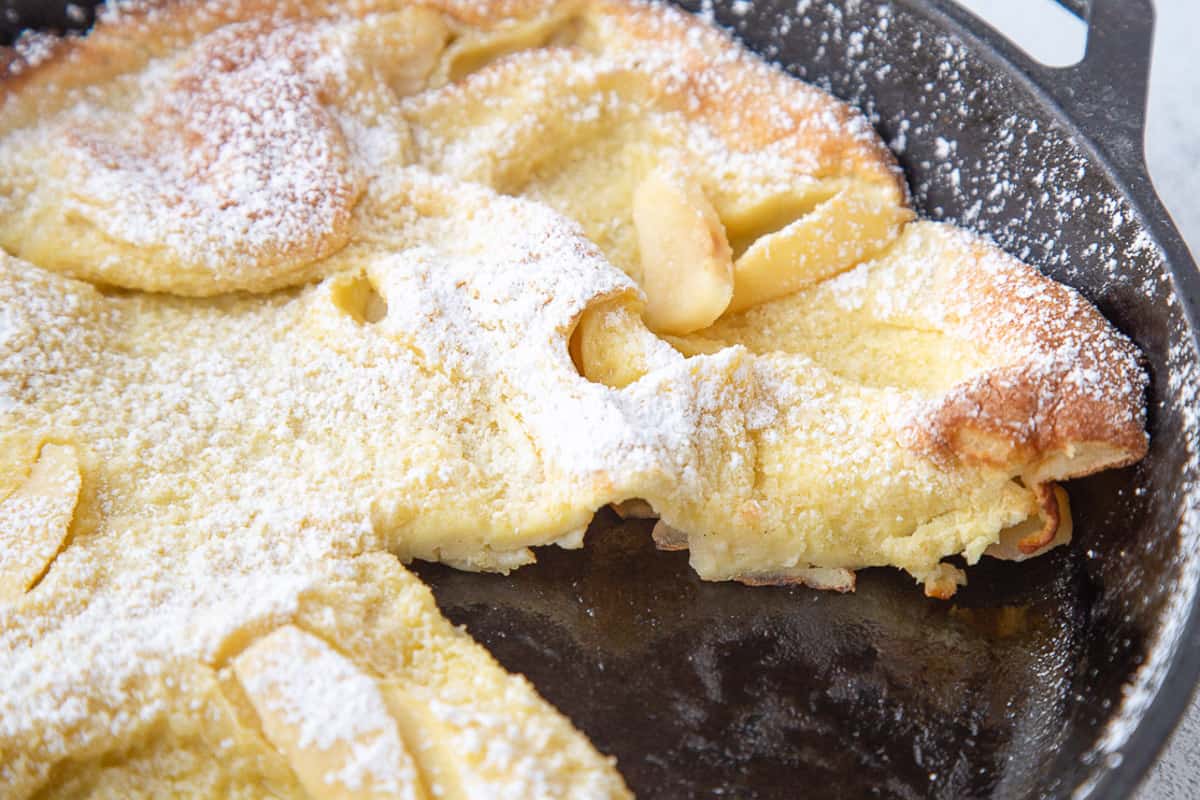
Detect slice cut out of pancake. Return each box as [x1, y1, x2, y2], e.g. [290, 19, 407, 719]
[381, 0, 1147, 587]
[0, 0, 1149, 795]
[0, 176, 1127, 795]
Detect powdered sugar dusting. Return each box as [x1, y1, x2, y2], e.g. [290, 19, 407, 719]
[0, 0, 1183, 795]
[1080, 328, 1200, 791]
[700, 0, 1198, 784]
[66, 19, 359, 281]
[236, 626, 421, 797]
[0, 167, 760, 791]
[6, 31, 60, 75]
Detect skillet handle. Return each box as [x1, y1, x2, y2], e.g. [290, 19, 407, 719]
[1031, 0, 1156, 178]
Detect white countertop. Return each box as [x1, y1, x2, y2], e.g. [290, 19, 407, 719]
[956, 1, 1200, 797]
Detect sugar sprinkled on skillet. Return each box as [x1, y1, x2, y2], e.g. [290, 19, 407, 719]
[0, 0, 1152, 795]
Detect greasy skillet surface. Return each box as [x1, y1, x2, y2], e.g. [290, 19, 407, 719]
[418, 515, 1095, 799]
[3, 1, 1199, 798]
[418, 1, 1200, 795]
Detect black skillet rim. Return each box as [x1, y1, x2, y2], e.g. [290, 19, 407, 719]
[2, 0, 1200, 797]
[896, 1, 1200, 797]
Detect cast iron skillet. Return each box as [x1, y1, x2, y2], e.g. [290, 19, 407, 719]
[4, 1, 1199, 797]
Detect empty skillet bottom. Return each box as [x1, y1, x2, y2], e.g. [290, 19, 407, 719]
[415, 511, 1101, 799]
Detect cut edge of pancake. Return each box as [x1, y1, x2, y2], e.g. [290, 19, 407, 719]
[0, 0, 1147, 601]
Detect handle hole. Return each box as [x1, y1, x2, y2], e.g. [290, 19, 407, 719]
[952, 0, 1087, 67]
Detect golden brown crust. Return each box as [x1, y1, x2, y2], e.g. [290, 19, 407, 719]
[0, 0, 572, 84]
[1, 0, 905, 201]
[588, 0, 906, 198]
[686, 216, 1147, 502]
[1, 0, 906, 299]
[0, 31, 74, 108]
[0, 0, 1147, 604]
[0, 0, 556, 115]
[904, 231, 1148, 483]
[1019, 482, 1061, 555]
